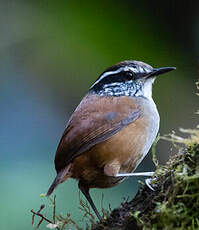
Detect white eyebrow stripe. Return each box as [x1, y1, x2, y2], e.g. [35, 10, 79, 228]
[90, 65, 152, 89]
[90, 66, 129, 88]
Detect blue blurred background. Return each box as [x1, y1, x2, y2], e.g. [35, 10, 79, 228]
[1, 0, 199, 229]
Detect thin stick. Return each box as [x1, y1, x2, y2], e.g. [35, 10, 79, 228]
[31, 209, 53, 224]
[53, 195, 56, 224]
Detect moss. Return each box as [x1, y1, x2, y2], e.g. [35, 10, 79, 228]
[93, 131, 199, 230]
[148, 143, 199, 230]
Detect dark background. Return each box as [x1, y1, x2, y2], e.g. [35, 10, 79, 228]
[1, 1, 199, 229]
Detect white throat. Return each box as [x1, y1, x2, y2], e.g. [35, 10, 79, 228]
[142, 78, 154, 99]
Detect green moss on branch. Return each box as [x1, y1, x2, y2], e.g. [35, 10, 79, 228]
[93, 130, 199, 230]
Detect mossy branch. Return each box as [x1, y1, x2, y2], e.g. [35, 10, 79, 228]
[94, 140, 199, 230]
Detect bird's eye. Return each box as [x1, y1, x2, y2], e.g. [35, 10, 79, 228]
[127, 71, 133, 76]
[124, 71, 134, 80]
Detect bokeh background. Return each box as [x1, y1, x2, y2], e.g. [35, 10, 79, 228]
[1, 0, 199, 229]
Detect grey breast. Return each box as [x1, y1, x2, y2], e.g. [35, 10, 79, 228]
[136, 96, 160, 160]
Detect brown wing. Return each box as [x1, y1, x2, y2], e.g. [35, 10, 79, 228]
[54, 94, 140, 172]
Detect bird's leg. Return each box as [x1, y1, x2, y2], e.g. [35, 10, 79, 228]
[115, 172, 154, 177]
[78, 182, 103, 222]
[115, 172, 156, 191]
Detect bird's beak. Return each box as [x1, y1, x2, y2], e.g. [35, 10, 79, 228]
[147, 67, 176, 78]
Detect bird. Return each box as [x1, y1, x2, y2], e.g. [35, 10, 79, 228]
[46, 60, 176, 221]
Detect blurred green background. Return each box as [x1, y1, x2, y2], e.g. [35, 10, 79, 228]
[1, 0, 199, 229]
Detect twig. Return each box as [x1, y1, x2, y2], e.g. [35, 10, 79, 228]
[53, 195, 56, 224]
[31, 205, 54, 230]
[31, 209, 53, 224]
[32, 204, 45, 226]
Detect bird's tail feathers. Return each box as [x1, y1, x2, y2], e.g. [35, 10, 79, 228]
[46, 163, 71, 196]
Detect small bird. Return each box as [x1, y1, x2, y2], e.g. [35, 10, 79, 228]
[47, 60, 175, 221]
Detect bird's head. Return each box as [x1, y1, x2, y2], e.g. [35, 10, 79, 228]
[90, 60, 176, 99]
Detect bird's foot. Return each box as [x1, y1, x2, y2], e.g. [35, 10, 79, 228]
[145, 178, 156, 191]
[115, 172, 156, 191]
